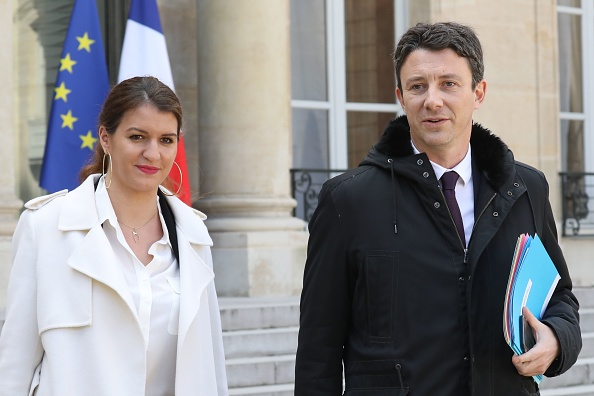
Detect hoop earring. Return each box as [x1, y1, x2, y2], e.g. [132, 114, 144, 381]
[163, 161, 183, 196]
[102, 153, 112, 189]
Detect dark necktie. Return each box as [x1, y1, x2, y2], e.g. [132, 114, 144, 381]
[441, 171, 465, 245]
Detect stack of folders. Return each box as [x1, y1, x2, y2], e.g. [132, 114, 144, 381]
[503, 233, 561, 384]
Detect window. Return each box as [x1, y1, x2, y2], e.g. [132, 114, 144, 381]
[557, 0, 594, 235]
[557, 0, 593, 172]
[290, 0, 407, 171]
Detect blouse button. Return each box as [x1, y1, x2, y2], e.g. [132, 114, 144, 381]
[434, 202, 441, 209]
[493, 212, 499, 217]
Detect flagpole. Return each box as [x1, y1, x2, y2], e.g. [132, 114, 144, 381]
[102, 0, 129, 86]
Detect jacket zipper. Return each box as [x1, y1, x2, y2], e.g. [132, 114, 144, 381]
[466, 193, 497, 264]
[439, 188, 497, 265]
[395, 363, 404, 389]
[438, 188, 467, 256]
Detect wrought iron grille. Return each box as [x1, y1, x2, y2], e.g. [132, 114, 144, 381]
[290, 168, 348, 222]
[290, 170, 594, 235]
[560, 172, 594, 236]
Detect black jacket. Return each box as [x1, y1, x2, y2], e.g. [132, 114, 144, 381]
[295, 116, 581, 396]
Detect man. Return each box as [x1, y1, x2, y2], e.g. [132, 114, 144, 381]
[295, 22, 581, 395]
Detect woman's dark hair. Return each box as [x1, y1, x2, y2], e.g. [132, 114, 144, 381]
[393, 22, 484, 91]
[79, 76, 183, 184]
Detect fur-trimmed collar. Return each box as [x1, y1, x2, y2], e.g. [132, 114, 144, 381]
[370, 115, 515, 189]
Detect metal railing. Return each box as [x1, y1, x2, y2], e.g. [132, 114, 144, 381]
[560, 172, 594, 237]
[290, 168, 347, 222]
[290, 169, 594, 235]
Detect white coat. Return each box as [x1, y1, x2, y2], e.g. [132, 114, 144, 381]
[0, 175, 229, 396]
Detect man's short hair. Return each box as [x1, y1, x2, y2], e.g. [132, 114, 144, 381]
[393, 22, 484, 91]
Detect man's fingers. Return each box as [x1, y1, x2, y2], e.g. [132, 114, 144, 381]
[522, 306, 538, 328]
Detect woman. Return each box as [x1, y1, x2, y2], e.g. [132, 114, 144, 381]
[0, 77, 228, 396]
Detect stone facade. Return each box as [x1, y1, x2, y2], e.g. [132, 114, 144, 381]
[0, 0, 23, 313]
[410, 0, 594, 285]
[1, 0, 593, 323]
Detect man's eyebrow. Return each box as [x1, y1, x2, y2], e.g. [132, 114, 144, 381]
[403, 76, 425, 85]
[440, 73, 463, 80]
[404, 73, 464, 86]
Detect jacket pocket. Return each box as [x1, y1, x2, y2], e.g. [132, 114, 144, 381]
[521, 378, 539, 395]
[167, 276, 181, 335]
[344, 359, 408, 395]
[365, 251, 399, 342]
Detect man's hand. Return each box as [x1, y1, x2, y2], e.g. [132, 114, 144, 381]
[512, 306, 560, 377]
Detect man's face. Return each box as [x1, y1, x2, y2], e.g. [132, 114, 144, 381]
[396, 48, 486, 167]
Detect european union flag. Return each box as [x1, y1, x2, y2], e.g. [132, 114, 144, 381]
[40, 0, 109, 193]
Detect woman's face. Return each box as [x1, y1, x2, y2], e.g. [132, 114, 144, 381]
[100, 103, 178, 196]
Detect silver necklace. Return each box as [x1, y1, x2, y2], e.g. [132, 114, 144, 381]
[117, 211, 158, 244]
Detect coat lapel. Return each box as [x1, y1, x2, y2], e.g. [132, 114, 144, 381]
[469, 163, 527, 274]
[67, 224, 138, 317]
[56, 178, 216, 343]
[58, 175, 137, 317]
[162, 193, 215, 348]
[176, 232, 215, 348]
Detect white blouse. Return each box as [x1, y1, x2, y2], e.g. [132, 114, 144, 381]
[95, 177, 179, 396]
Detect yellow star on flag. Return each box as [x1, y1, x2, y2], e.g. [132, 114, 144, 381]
[76, 32, 95, 52]
[54, 82, 71, 102]
[59, 53, 77, 73]
[61, 110, 78, 130]
[80, 131, 97, 150]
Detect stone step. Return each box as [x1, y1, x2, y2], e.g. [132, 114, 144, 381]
[223, 326, 299, 359]
[574, 288, 594, 309]
[223, 332, 591, 390]
[218, 289, 593, 332]
[228, 383, 294, 396]
[226, 354, 295, 388]
[580, 308, 594, 333]
[580, 332, 594, 358]
[541, 383, 594, 395]
[541, 357, 594, 390]
[219, 297, 300, 331]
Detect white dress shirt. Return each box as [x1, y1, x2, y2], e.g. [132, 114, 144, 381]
[412, 142, 475, 246]
[95, 177, 179, 396]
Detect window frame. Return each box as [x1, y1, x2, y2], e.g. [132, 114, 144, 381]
[557, 1, 594, 172]
[291, 0, 408, 169]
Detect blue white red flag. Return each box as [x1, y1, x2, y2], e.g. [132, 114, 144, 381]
[119, 0, 192, 205]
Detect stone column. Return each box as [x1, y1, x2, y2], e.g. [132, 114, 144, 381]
[0, 0, 24, 316]
[196, 0, 307, 296]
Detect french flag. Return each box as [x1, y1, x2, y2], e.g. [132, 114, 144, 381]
[119, 0, 192, 205]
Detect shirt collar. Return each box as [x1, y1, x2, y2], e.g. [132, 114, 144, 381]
[95, 176, 171, 248]
[411, 141, 472, 186]
[95, 175, 117, 229]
